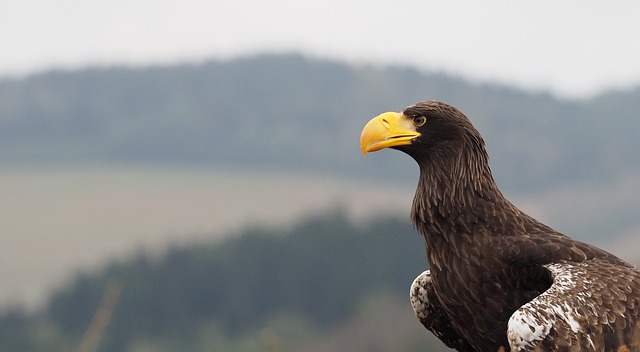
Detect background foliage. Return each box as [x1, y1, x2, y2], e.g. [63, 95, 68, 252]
[0, 211, 447, 351]
[1, 54, 639, 190]
[1, 54, 639, 351]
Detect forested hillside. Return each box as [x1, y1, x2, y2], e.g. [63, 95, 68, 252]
[1, 54, 639, 191]
[0, 211, 453, 352]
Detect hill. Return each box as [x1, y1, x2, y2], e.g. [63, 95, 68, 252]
[0, 211, 454, 352]
[1, 54, 639, 191]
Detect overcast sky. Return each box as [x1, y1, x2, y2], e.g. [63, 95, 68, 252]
[2, 0, 640, 98]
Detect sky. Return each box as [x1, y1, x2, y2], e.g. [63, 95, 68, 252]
[1, 0, 640, 98]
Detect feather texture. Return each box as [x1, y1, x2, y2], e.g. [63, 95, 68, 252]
[378, 101, 640, 351]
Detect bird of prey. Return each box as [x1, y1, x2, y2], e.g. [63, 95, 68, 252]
[359, 100, 640, 352]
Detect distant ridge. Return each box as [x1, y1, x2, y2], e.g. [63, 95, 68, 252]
[0, 53, 638, 191]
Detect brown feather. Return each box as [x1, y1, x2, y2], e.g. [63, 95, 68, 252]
[390, 101, 640, 351]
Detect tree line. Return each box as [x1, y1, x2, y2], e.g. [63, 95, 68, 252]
[0, 210, 441, 351]
[0, 54, 638, 191]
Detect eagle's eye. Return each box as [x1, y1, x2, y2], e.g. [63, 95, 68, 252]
[413, 116, 426, 127]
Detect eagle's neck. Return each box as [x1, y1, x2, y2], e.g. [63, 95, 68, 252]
[410, 141, 518, 240]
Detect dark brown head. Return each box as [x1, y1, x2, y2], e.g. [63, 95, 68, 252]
[360, 100, 489, 176]
[360, 100, 503, 228]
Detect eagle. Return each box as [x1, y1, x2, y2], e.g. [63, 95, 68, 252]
[359, 100, 640, 352]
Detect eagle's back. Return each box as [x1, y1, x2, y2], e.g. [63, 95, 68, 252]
[509, 259, 640, 351]
[421, 203, 634, 351]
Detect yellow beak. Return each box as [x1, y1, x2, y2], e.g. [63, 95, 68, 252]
[360, 112, 421, 155]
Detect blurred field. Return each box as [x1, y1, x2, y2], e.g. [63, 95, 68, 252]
[0, 164, 413, 310]
[2, 163, 639, 312]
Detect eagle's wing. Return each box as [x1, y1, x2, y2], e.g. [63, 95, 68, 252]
[507, 259, 640, 351]
[410, 270, 475, 352]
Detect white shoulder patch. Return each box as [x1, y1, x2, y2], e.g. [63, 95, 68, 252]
[507, 262, 595, 351]
[410, 270, 431, 319]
